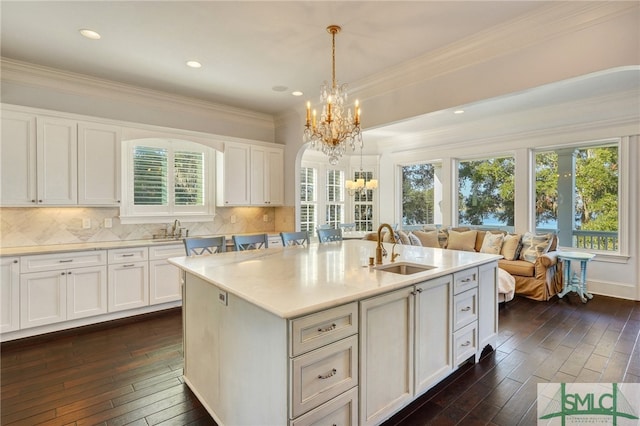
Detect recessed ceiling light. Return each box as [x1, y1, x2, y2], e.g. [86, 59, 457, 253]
[454, 110, 465, 114]
[79, 29, 101, 40]
[291, 91, 303, 97]
[186, 60, 202, 68]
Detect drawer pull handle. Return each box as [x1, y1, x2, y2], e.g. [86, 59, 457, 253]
[318, 368, 337, 380]
[318, 323, 336, 333]
[59, 259, 73, 263]
[461, 341, 471, 347]
[123, 264, 135, 267]
[461, 306, 472, 312]
[122, 254, 135, 257]
[461, 278, 472, 283]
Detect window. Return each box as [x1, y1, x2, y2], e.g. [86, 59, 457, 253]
[353, 170, 375, 231]
[458, 156, 515, 229]
[325, 169, 345, 228]
[300, 167, 317, 233]
[401, 163, 442, 230]
[535, 142, 619, 252]
[121, 139, 214, 223]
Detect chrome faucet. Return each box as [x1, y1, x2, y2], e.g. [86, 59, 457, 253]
[171, 219, 181, 238]
[376, 223, 400, 264]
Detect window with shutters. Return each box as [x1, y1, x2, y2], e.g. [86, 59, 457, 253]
[120, 139, 215, 223]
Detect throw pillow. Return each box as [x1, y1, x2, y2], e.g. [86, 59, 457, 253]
[407, 232, 422, 246]
[519, 232, 553, 263]
[382, 231, 402, 244]
[396, 230, 411, 245]
[501, 234, 521, 261]
[446, 230, 478, 251]
[480, 232, 504, 255]
[412, 230, 440, 248]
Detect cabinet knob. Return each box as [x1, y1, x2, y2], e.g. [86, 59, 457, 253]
[39, 200, 43, 203]
[61, 272, 66, 275]
[13, 259, 18, 264]
[31, 199, 36, 203]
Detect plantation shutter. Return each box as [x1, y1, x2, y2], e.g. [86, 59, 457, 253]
[133, 146, 167, 205]
[174, 150, 204, 206]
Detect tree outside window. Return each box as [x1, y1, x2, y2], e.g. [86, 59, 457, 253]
[402, 163, 438, 228]
[458, 156, 515, 229]
[535, 143, 619, 251]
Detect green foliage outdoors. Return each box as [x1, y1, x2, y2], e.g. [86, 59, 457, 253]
[402, 164, 435, 225]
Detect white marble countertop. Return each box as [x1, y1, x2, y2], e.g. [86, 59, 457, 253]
[169, 240, 501, 319]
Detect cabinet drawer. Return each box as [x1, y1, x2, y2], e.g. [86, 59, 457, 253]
[148, 243, 185, 260]
[290, 387, 358, 426]
[453, 267, 478, 295]
[268, 234, 283, 248]
[453, 288, 477, 331]
[108, 247, 148, 264]
[290, 302, 358, 357]
[21, 250, 106, 273]
[453, 322, 477, 365]
[290, 335, 358, 419]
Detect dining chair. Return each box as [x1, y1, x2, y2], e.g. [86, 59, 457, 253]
[316, 224, 332, 230]
[317, 228, 343, 243]
[339, 223, 356, 232]
[280, 231, 309, 247]
[232, 233, 269, 251]
[183, 236, 226, 256]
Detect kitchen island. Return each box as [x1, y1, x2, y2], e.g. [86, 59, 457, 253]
[169, 239, 501, 426]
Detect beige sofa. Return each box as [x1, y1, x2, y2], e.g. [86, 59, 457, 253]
[365, 227, 563, 301]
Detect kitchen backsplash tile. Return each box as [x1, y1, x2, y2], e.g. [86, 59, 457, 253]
[0, 206, 295, 248]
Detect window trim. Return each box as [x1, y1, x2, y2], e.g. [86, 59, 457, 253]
[120, 138, 216, 224]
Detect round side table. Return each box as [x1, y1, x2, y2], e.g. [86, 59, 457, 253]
[557, 251, 595, 303]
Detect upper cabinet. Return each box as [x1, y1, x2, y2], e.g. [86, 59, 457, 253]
[217, 142, 283, 207]
[78, 123, 121, 205]
[1, 108, 121, 207]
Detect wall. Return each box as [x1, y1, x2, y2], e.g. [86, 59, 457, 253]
[0, 206, 295, 248]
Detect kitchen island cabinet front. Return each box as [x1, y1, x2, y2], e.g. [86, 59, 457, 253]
[173, 240, 500, 426]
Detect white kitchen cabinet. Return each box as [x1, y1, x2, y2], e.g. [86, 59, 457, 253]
[148, 244, 183, 305]
[478, 262, 499, 353]
[360, 286, 414, 426]
[414, 275, 453, 396]
[250, 146, 283, 206]
[19, 250, 108, 329]
[1, 257, 21, 333]
[216, 143, 250, 206]
[1, 111, 37, 205]
[78, 122, 121, 205]
[36, 116, 78, 205]
[108, 247, 149, 312]
[217, 142, 284, 206]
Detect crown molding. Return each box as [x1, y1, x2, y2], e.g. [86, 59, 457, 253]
[0, 58, 274, 128]
[351, 2, 637, 99]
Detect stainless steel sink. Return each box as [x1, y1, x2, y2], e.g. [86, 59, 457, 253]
[374, 262, 435, 275]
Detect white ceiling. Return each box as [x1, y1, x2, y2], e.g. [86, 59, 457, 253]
[1, 1, 547, 115]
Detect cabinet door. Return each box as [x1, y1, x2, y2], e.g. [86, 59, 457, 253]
[360, 287, 414, 426]
[1, 257, 20, 333]
[1, 111, 37, 205]
[477, 262, 498, 355]
[20, 270, 67, 329]
[414, 276, 453, 395]
[78, 122, 121, 205]
[108, 261, 149, 312]
[36, 116, 78, 204]
[266, 148, 284, 205]
[216, 143, 250, 206]
[66, 266, 107, 320]
[149, 259, 181, 305]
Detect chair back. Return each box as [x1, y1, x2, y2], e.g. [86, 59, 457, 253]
[232, 234, 269, 251]
[339, 223, 356, 232]
[316, 224, 332, 230]
[280, 231, 309, 247]
[317, 228, 343, 243]
[184, 236, 226, 256]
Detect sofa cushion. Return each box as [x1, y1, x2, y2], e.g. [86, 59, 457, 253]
[475, 230, 506, 252]
[447, 230, 478, 251]
[501, 233, 522, 261]
[407, 232, 422, 246]
[519, 232, 554, 263]
[397, 230, 411, 245]
[499, 259, 535, 277]
[480, 232, 504, 254]
[412, 230, 440, 248]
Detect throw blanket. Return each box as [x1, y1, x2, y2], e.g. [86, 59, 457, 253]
[498, 268, 515, 302]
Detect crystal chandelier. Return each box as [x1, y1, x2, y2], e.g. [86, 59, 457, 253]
[304, 25, 362, 166]
[345, 145, 378, 196]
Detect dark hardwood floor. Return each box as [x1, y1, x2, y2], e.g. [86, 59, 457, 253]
[2, 294, 638, 426]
